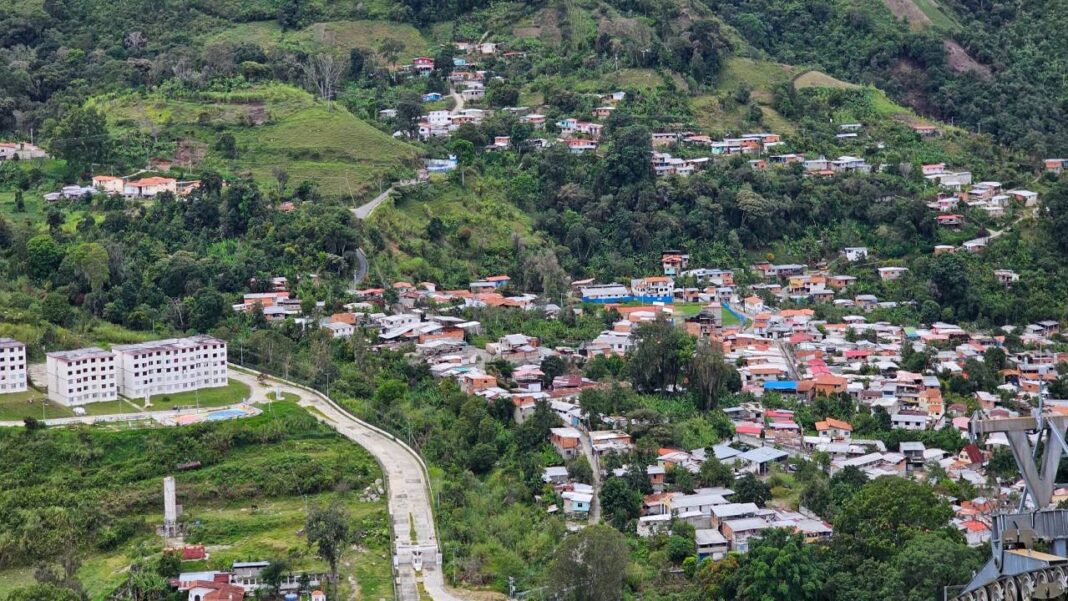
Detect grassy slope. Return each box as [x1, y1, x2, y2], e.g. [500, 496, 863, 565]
[793, 70, 860, 90]
[205, 19, 432, 58]
[368, 178, 542, 285]
[94, 84, 419, 199]
[0, 402, 392, 600]
[690, 58, 799, 135]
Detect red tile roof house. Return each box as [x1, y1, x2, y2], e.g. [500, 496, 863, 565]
[123, 176, 177, 198]
[186, 580, 246, 601]
[815, 418, 853, 441]
[960, 443, 985, 467]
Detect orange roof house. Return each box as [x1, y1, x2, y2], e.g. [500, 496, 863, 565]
[815, 418, 853, 440]
[331, 312, 359, 325]
[813, 373, 847, 396]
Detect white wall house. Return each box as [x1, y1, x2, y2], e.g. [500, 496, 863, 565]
[0, 338, 28, 393]
[112, 335, 228, 400]
[47, 347, 118, 406]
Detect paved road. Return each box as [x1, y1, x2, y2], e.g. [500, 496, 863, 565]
[227, 368, 469, 601]
[351, 180, 423, 221]
[352, 187, 394, 220]
[2, 368, 470, 601]
[577, 431, 602, 524]
[776, 340, 801, 381]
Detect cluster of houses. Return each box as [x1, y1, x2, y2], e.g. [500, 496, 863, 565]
[644, 128, 880, 179]
[925, 173, 1038, 220]
[176, 559, 326, 601]
[411, 108, 489, 139]
[44, 173, 201, 202]
[0, 336, 229, 408]
[204, 248, 1068, 557]
[650, 131, 783, 154]
[726, 304, 1068, 440]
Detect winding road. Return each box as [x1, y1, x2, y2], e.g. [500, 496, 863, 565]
[2, 367, 469, 601]
[227, 367, 468, 601]
[352, 187, 395, 220]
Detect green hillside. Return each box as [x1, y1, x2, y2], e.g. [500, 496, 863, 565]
[0, 403, 391, 601]
[94, 84, 419, 198]
[204, 19, 433, 58]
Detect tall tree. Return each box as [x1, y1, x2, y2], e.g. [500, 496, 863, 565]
[599, 477, 641, 529]
[698, 456, 734, 488]
[834, 476, 953, 559]
[221, 179, 265, 236]
[733, 473, 771, 507]
[304, 54, 344, 101]
[732, 529, 822, 601]
[1044, 179, 1068, 256]
[689, 339, 741, 410]
[549, 525, 629, 601]
[49, 106, 110, 175]
[893, 532, 984, 601]
[626, 316, 692, 393]
[306, 502, 350, 593]
[378, 39, 405, 73]
[348, 48, 365, 80]
[597, 124, 653, 191]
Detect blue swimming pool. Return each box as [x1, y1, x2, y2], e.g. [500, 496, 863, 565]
[205, 408, 248, 421]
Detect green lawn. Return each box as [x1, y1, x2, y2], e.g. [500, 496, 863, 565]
[180, 495, 393, 601]
[80, 398, 143, 416]
[0, 567, 34, 599]
[0, 388, 75, 420]
[720, 58, 797, 101]
[793, 70, 860, 90]
[128, 379, 251, 411]
[266, 391, 300, 403]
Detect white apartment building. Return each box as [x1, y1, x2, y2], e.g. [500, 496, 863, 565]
[112, 335, 228, 399]
[47, 347, 118, 406]
[0, 338, 28, 393]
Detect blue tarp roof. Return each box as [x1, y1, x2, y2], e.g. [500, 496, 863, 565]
[763, 380, 798, 391]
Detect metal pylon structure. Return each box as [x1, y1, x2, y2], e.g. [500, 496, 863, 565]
[952, 413, 1068, 600]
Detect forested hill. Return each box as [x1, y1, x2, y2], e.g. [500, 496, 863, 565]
[3, 0, 1068, 333]
[709, 0, 1068, 155]
[2, 0, 1067, 154]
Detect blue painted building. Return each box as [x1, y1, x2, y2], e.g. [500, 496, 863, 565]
[580, 284, 632, 304]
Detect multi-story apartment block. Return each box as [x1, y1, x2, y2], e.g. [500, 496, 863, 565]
[0, 338, 27, 393]
[112, 335, 228, 399]
[46, 347, 118, 406]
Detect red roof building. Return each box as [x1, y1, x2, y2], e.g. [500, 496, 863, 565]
[181, 545, 207, 561]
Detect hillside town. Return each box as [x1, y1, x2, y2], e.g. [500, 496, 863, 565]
[9, 2, 1068, 599]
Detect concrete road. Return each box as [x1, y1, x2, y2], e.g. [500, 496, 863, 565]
[352, 187, 394, 220]
[227, 368, 470, 601]
[1, 366, 472, 601]
[578, 430, 602, 524]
